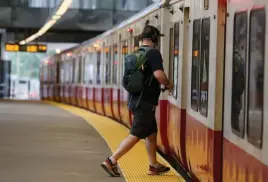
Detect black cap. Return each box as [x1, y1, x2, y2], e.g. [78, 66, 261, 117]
[140, 25, 165, 42]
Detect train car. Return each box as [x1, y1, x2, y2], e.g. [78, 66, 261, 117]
[40, 0, 268, 181]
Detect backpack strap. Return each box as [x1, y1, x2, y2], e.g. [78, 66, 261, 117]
[132, 46, 155, 108]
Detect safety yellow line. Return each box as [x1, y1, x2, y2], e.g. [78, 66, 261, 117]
[45, 101, 185, 182]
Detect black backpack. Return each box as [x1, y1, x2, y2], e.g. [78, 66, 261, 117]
[122, 46, 153, 94]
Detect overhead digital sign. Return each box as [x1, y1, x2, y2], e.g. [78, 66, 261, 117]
[5, 43, 47, 53]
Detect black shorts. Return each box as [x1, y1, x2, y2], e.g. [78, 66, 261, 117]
[128, 99, 158, 139]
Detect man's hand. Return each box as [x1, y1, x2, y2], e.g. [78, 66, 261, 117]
[166, 82, 173, 91]
[166, 82, 174, 95]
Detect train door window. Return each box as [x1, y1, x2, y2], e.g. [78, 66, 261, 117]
[169, 27, 174, 86]
[70, 60, 73, 84]
[173, 22, 180, 99]
[74, 59, 77, 83]
[73, 59, 77, 83]
[191, 19, 201, 111]
[67, 61, 70, 84]
[78, 56, 83, 84]
[199, 18, 210, 117]
[96, 48, 101, 84]
[113, 44, 118, 85]
[85, 53, 94, 85]
[134, 35, 140, 51]
[63, 62, 67, 84]
[247, 8, 265, 148]
[105, 46, 112, 85]
[121, 41, 128, 83]
[231, 11, 247, 137]
[75, 58, 80, 83]
[84, 55, 88, 84]
[57, 62, 60, 84]
[81, 56, 86, 84]
[157, 26, 161, 49]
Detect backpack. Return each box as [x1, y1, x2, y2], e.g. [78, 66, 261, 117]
[122, 46, 153, 94]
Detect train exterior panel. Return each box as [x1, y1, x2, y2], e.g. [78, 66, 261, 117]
[223, 0, 268, 181]
[40, 0, 268, 181]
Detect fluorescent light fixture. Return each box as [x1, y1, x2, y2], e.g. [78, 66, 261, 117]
[55, 0, 73, 15]
[52, 15, 61, 20]
[37, 19, 57, 36]
[19, 0, 72, 45]
[20, 40, 26, 45]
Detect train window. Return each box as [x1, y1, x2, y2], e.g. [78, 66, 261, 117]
[78, 57, 83, 84]
[173, 22, 180, 99]
[134, 35, 140, 50]
[157, 26, 161, 49]
[96, 49, 101, 85]
[200, 18, 210, 117]
[113, 44, 119, 85]
[60, 63, 64, 84]
[247, 8, 265, 148]
[191, 19, 201, 111]
[122, 41, 128, 75]
[70, 59, 74, 84]
[81, 56, 85, 84]
[67, 61, 71, 84]
[75, 58, 80, 83]
[105, 46, 111, 85]
[231, 11, 247, 137]
[86, 53, 94, 85]
[63, 62, 66, 83]
[169, 27, 174, 86]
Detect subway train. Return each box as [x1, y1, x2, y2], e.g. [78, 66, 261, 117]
[39, 0, 268, 181]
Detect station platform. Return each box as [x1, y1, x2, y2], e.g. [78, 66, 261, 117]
[0, 100, 185, 182]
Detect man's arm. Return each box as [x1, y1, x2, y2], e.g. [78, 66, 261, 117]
[153, 70, 171, 89]
[147, 49, 173, 90]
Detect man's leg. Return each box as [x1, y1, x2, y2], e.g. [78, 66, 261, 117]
[145, 132, 158, 166]
[101, 134, 140, 177]
[110, 134, 140, 163]
[145, 132, 170, 175]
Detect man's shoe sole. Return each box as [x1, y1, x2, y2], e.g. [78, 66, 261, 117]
[148, 169, 170, 175]
[101, 163, 120, 177]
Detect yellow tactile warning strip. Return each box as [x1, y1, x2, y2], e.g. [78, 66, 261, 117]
[45, 101, 185, 182]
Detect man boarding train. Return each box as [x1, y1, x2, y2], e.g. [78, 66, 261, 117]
[101, 25, 174, 176]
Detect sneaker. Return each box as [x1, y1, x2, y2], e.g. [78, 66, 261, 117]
[148, 163, 170, 175]
[101, 158, 120, 177]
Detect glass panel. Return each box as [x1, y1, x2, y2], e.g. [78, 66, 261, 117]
[78, 57, 82, 83]
[200, 18, 210, 117]
[71, 59, 74, 84]
[157, 26, 161, 49]
[85, 53, 94, 85]
[247, 9, 265, 148]
[75, 58, 79, 83]
[121, 40, 128, 84]
[105, 46, 112, 85]
[113, 44, 119, 85]
[231, 12, 247, 136]
[191, 19, 201, 111]
[134, 35, 140, 51]
[96, 50, 101, 84]
[169, 28, 174, 84]
[173, 22, 180, 99]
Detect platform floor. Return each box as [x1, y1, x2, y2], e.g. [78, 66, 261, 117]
[0, 100, 185, 182]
